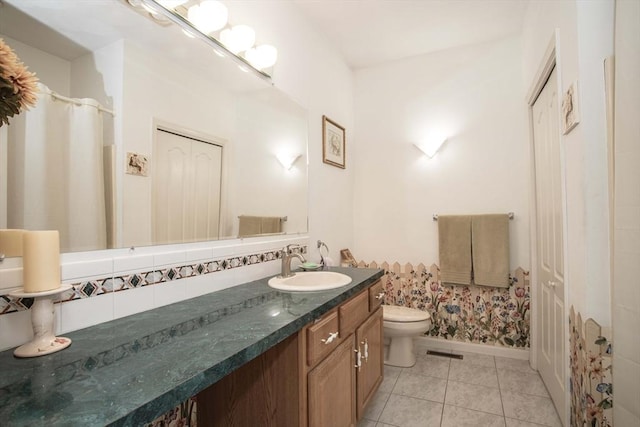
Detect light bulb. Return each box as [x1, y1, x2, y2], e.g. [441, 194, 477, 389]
[157, 0, 187, 9]
[245, 44, 278, 70]
[220, 25, 256, 54]
[187, 1, 228, 34]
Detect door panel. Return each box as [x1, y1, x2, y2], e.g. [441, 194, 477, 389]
[308, 336, 356, 427]
[153, 129, 222, 244]
[356, 307, 383, 419]
[532, 67, 566, 421]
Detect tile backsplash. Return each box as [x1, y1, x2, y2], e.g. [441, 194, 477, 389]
[0, 236, 307, 352]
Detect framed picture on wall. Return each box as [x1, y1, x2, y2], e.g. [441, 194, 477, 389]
[322, 115, 346, 168]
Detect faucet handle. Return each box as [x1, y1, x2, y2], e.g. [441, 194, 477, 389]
[284, 244, 301, 255]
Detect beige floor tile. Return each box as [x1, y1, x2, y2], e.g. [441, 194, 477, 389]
[448, 360, 499, 388]
[495, 356, 536, 373]
[502, 391, 561, 426]
[445, 380, 504, 416]
[449, 351, 496, 368]
[358, 419, 377, 427]
[441, 405, 506, 427]
[405, 354, 450, 379]
[392, 370, 448, 402]
[362, 391, 391, 422]
[378, 394, 443, 427]
[505, 418, 551, 427]
[498, 368, 550, 397]
[379, 365, 402, 393]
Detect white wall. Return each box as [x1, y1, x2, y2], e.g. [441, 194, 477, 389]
[224, 2, 356, 264]
[613, 0, 640, 424]
[0, 34, 71, 95]
[521, 0, 614, 324]
[352, 35, 530, 268]
[233, 91, 308, 235]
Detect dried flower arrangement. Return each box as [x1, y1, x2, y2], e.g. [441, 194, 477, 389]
[0, 38, 39, 126]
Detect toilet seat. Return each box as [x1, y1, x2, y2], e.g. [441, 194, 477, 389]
[383, 305, 430, 322]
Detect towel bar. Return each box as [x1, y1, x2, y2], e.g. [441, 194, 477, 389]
[432, 212, 514, 221]
[238, 215, 287, 221]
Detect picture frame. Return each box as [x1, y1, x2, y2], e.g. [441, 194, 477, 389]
[340, 248, 357, 267]
[322, 115, 346, 169]
[562, 81, 580, 135]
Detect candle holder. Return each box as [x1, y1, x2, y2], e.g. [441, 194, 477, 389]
[9, 285, 72, 358]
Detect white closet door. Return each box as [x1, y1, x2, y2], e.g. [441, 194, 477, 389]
[532, 67, 566, 420]
[153, 129, 222, 245]
[191, 140, 222, 241]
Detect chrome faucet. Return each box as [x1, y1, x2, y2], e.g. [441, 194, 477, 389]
[280, 244, 306, 278]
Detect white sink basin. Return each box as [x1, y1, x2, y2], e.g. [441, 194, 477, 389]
[268, 271, 352, 291]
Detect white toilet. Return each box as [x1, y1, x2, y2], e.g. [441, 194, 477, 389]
[383, 305, 432, 367]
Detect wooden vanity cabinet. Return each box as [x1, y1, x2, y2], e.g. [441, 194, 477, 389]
[301, 280, 384, 427]
[197, 279, 383, 427]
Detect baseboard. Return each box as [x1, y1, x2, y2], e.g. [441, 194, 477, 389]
[414, 336, 530, 360]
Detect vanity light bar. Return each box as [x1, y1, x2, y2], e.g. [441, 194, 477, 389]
[140, 0, 273, 83]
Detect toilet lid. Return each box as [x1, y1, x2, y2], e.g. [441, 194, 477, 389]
[383, 305, 431, 322]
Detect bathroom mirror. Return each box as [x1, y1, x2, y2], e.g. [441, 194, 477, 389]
[0, 0, 308, 253]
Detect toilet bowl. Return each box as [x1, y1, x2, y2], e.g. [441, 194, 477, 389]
[383, 305, 431, 367]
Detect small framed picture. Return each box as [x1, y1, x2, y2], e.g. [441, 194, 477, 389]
[562, 81, 580, 135]
[340, 248, 357, 267]
[322, 115, 346, 169]
[126, 152, 148, 177]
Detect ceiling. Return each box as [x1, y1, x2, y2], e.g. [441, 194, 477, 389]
[293, 0, 530, 69]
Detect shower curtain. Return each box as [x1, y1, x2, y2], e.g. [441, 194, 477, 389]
[7, 83, 108, 252]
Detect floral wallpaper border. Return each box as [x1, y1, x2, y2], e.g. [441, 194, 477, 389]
[357, 261, 530, 348]
[570, 306, 613, 427]
[0, 246, 306, 316]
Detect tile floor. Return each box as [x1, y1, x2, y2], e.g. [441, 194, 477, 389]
[358, 350, 562, 427]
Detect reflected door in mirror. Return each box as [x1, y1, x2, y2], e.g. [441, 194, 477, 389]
[153, 129, 222, 245]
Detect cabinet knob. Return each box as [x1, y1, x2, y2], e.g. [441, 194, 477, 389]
[321, 331, 339, 345]
[375, 292, 385, 300]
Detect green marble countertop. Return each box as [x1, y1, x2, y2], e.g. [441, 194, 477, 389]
[0, 267, 383, 426]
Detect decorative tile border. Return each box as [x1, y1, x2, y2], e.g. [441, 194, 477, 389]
[0, 246, 306, 316]
[356, 261, 530, 348]
[569, 306, 613, 427]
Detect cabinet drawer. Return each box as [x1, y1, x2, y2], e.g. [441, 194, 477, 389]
[369, 280, 384, 312]
[339, 289, 369, 338]
[307, 309, 340, 367]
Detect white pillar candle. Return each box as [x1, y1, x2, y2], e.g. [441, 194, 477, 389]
[0, 229, 25, 257]
[23, 231, 61, 293]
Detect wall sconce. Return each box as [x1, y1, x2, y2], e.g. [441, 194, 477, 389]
[131, 0, 278, 81]
[413, 138, 447, 158]
[276, 153, 301, 171]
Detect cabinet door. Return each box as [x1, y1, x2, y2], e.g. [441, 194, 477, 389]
[308, 335, 356, 427]
[356, 307, 383, 419]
